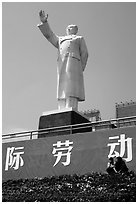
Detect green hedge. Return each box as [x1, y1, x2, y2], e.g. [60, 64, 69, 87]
[2, 171, 136, 202]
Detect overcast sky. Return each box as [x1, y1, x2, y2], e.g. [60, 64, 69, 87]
[2, 2, 136, 134]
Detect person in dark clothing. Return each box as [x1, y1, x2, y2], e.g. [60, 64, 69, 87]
[106, 157, 116, 175]
[114, 156, 128, 174]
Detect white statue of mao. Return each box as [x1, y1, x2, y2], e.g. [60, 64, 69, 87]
[37, 10, 88, 111]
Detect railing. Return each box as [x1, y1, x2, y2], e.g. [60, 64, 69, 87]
[2, 116, 136, 141]
[91, 116, 136, 131]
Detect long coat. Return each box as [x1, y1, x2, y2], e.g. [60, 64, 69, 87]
[38, 22, 88, 101]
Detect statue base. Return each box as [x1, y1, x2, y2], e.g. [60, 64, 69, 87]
[38, 108, 92, 138]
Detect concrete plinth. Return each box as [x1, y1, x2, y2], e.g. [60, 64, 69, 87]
[38, 108, 92, 138]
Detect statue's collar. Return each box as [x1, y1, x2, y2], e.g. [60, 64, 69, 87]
[60, 35, 76, 44]
[68, 34, 76, 37]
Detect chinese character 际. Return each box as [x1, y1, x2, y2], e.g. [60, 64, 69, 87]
[107, 134, 132, 162]
[5, 146, 24, 171]
[52, 140, 73, 167]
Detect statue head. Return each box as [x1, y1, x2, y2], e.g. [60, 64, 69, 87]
[66, 24, 78, 35]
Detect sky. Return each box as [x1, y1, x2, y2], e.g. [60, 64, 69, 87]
[2, 2, 136, 134]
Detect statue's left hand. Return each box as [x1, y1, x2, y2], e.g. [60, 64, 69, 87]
[39, 10, 48, 23]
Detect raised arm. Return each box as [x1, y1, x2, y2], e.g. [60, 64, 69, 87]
[37, 10, 59, 49]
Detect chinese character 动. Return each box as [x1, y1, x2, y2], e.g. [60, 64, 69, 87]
[52, 140, 73, 167]
[107, 134, 132, 162]
[5, 147, 24, 171]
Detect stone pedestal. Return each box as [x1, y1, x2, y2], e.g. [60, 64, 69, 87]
[38, 108, 92, 138]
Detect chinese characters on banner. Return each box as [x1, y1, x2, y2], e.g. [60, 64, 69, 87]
[4, 134, 133, 171]
[107, 134, 132, 162]
[5, 147, 24, 171]
[52, 140, 73, 166]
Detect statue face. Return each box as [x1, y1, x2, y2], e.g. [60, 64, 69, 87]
[66, 25, 78, 35]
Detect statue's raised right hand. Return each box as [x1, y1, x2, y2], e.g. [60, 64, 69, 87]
[39, 10, 48, 23]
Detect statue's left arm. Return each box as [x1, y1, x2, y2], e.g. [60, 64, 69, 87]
[80, 37, 88, 71]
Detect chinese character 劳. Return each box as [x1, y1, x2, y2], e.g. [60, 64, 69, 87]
[5, 147, 24, 171]
[52, 140, 73, 167]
